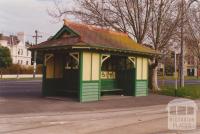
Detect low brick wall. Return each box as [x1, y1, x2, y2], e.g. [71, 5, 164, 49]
[0, 74, 42, 79]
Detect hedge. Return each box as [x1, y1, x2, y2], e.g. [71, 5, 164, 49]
[0, 64, 42, 74]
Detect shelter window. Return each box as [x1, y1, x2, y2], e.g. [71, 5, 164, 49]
[65, 53, 79, 70]
[45, 54, 54, 78]
[102, 56, 134, 71]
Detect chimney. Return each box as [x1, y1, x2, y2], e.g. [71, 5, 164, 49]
[17, 32, 25, 44]
[10, 35, 13, 45]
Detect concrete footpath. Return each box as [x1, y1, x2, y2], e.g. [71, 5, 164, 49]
[0, 102, 200, 134]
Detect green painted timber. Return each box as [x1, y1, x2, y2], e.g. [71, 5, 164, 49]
[79, 52, 83, 101]
[135, 80, 148, 96]
[43, 78, 78, 97]
[98, 54, 102, 100]
[42, 66, 46, 96]
[101, 79, 117, 91]
[81, 81, 99, 102]
[42, 69, 80, 97]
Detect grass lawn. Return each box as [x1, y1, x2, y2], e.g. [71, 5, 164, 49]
[158, 76, 200, 80]
[160, 85, 200, 99]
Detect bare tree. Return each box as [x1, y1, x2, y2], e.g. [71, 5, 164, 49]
[49, 0, 153, 44]
[147, 0, 181, 91]
[186, 2, 200, 78]
[49, 0, 182, 92]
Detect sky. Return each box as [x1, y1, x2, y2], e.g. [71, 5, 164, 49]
[0, 0, 74, 43]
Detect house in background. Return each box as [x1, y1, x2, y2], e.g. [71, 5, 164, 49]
[158, 47, 199, 77]
[0, 32, 32, 66]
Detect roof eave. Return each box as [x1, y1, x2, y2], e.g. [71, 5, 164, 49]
[29, 43, 157, 57]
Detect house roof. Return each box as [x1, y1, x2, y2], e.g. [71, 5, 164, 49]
[0, 34, 19, 45]
[30, 19, 156, 55]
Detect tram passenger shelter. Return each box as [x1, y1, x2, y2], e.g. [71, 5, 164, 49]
[30, 20, 157, 102]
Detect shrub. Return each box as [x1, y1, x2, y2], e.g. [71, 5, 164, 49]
[0, 64, 43, 74]
[0, 46, 12, 69]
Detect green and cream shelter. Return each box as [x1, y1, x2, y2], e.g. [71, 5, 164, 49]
[30, 20, 156, 102]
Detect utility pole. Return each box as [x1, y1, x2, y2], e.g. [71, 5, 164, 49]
[32, 30, 42, 79]
[180, 0, 185, 87]
[179, 0, 197, 87]
[174, 51, 177, 95]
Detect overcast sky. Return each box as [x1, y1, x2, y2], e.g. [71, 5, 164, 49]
[0, 0, 74, 43]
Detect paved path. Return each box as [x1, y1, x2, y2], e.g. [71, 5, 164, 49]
[0, 104, 200, 134]
[0, 80, 197, 115]
[0, 80, 178, 114]
[0, 80, 200, 134]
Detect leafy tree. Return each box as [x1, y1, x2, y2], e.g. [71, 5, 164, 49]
[0, 46, 12, 69]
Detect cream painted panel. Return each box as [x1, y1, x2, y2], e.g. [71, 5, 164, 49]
[92, 53, 100, 80]
[142, 58, 148, 80]
[136, 57, 142, 80]
[83, 52, 91, 81]
[55, 55, 63, 78]
[46, 56, 54, 78]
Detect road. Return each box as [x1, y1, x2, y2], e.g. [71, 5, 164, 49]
[0, 80, 200, 134]
[0, 80, 42, 97]
[159, 79, 200, 86]
[0, 79, 199, 98]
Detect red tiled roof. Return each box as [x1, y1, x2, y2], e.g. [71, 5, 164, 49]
[30, 20, 156, 54]
[31, 37, 83, 49]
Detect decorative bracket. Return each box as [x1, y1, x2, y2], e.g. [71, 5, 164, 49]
[101, 54, 110, 65]
[128, 57, 136, 65]
[65, 52, 79, 69]
[69, 52, 79, 63]
[45, 54, 54, 65]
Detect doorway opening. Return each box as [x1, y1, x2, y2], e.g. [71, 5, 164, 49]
[44, 52, 80, 100]
[101, 55, 136, 96]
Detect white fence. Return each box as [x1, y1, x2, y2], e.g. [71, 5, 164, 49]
[0, 74, 42, 79]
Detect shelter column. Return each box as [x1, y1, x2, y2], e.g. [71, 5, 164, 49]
[135, 57, 148, 96]
[79, 52, 100, 102]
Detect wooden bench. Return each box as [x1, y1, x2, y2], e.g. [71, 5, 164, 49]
[101, 89, 123, 92]
[101, 89, 123, 96]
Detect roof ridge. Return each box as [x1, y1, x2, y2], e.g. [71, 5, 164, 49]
[63, 19, 128, 37]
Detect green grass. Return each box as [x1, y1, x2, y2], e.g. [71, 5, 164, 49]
[160, 85, 200, 99]
[158, 76, 200, 80]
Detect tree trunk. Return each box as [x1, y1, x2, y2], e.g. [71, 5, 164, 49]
[150, 66, 160, 93]
[197, 65, 199, 79]
[149, 58, 160, 93]
[197, 59, 199, 79]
